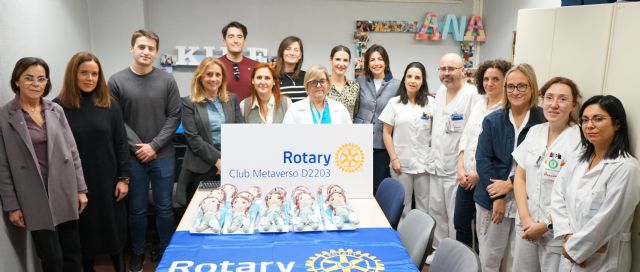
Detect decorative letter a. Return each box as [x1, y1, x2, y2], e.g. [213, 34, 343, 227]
[415, 12, 442, 41]
[464, 16, 487, 42]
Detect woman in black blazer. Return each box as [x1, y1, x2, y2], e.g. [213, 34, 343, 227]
[176, 58, 243, 206]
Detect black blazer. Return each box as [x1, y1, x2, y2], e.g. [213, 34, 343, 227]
[180, 93, 244, 173]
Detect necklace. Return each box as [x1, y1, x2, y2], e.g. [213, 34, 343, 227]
[22, 104, 38, 113]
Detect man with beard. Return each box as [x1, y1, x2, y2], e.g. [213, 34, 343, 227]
[427, 53, 479, 262]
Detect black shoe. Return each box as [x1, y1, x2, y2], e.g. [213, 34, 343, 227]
[150, 247, 165, 263]
[128, 253, 145, 272]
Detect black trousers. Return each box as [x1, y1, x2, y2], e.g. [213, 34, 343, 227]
[454, 185, 478, 249]
[31, 220, 82, 272]
[373, 148, 391, 194]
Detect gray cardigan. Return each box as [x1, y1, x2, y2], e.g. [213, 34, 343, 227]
[354, 73, 400, 149]
[0, 97, 87, 231]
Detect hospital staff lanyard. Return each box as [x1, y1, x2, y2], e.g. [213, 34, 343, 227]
[310, 100, 331, 124]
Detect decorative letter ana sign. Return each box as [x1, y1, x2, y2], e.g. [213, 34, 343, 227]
[353, 13, 485, 70]
[355, 13, 486, 42]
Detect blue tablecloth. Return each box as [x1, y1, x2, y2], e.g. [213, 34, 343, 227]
[157, 227, 418, 272]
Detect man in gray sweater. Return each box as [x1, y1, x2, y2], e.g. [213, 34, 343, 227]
[107, 29, 180, 272]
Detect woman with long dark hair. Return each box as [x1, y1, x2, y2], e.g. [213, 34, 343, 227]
[551, 95, 639, 272]
[276, 36, 306, 102]
[55, 51, 129, 272]
[378, 62, 433, 220]
[354, 44, 400, 193]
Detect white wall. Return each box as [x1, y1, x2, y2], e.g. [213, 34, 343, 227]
[135, 0, 474, 96]
[87, 0, 146, 80]
[0, 1, 93, 269]
[480, 0, 560, 63]
[0, 0, 93, 105]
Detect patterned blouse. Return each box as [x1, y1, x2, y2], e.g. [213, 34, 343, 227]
[327, 79, 360, 119]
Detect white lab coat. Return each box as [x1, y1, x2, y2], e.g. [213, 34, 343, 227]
[512, 123, 581, 246]
[430, 83, 478, 176]
[459, 95, 502, 173]
[282, 97, 352, 124]
[551, 153, 640, 272]
[378, 96, 435, 174]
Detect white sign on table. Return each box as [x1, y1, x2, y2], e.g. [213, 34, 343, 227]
[221, 124, 373, 198]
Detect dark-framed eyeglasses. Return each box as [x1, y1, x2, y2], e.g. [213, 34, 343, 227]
[506, 83, 529, 93]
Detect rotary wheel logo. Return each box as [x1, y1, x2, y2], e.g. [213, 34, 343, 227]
[306, 248, 385, 271]
[335, 143, 365, 173]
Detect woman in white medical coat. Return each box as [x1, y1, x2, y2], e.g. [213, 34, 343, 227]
[512, 77, 583, 271]
[282, 65, 351, 124]
[379, 62, 434, 219]
[454, 59, 511, 248]
[551, 95, 640, 272]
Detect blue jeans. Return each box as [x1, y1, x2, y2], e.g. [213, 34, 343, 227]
[127, 156, 175, 255]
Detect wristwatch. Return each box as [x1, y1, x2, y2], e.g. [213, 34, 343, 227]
[118, 177, 130, 185]
[543, 218, 553, 230]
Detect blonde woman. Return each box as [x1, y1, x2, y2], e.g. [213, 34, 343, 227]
[176, 58, 243, 206]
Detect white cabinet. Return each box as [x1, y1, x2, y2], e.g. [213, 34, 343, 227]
[515, 2, 640, 270]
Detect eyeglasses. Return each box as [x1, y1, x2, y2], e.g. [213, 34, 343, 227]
[437, 66, 461, 73]
[506, 83, 529, 93]
[23, 75, 48, 85]
[542, 95, 572, 106]
[308, 79, 327, 87]
[232, 63, 240, 80]
[578, 115, 612, 127]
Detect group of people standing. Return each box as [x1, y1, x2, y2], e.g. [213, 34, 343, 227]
[381, 53, 639, 272]
[0, 19, 638, 272]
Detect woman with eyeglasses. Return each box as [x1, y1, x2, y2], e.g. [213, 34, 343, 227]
[551, 95, 639, 272]
[175, 58, 243, 206]
[276, 36, 306, 102]
[511, 77, 582, 271]
[0, 57, 87, 272]
[378, 62, 433, 220]
[240, 63, 292, 124]
[474, 63, 545, 272]
[327, 45, 360, 120]
[455, 59, 511, 248]
[353, 44, 400, 193]
[54, 52, 129, 272]
[282, 65, 351, 124]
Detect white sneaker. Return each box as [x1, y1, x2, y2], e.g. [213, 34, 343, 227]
[425, 251, 435, 265]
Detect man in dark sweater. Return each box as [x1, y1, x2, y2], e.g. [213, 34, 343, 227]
[218, 21, 258, 101]
[107, 29, 180, 272]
